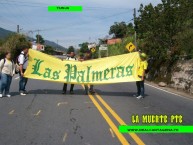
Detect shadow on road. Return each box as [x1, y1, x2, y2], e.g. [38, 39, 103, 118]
[10, 89, 148, 98]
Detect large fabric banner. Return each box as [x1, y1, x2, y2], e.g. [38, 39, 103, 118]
[24, 49, 141, 84]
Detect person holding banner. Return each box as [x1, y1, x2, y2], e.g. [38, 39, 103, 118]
[136, 53, 148, 99]
[63, 51, 77, 94]
[83, 50, 95, 95]
[18, 46, 29, 96]
[0, 52, 15, 98]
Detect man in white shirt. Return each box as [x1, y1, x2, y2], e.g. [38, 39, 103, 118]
[18, 46, 29, 96]
[63, 51, 77, 94]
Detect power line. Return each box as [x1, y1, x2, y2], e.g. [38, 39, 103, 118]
[0, 1, 47, 8]
[0, 0, 37, 31]
[0, 15, 18, 25]
[0, 2, 26, 30]
[0, 0, 133, 32]
[0, 1, 134, 42]
[2, 0, 50, 5]
[26, 10, 133, 32]
[0, 1, 131, 10]
[4, 0, 131, 10]
[0, 22, 16, 31]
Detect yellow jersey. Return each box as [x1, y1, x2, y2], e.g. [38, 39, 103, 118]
[138, 60, 148, 77]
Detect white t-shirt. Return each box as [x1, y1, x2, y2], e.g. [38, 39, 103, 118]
[18, 51, 28, 69]
[66, 57, 77, 61]
[0, 59, 15, 76]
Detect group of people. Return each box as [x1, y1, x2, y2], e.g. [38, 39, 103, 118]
[63, 50, 95, 95]
[0, 46, 29, 98]
[0, 47, 148, 99]
[62, 50, 148, 99]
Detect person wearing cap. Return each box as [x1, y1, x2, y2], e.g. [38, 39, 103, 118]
[135, 52, 148, 99]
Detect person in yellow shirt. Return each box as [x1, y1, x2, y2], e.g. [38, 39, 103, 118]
[136, 53, 148, 99]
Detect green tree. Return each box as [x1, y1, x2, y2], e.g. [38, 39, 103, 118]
[79, 42, 89, 53]
[67, 46, 75, 54]
[0, 39, 5, 46]
[133, 0, 193, 81]
[109, 22, 128, 38]
[174, 0, 193, 59]
[98, 38, 107, 45]
[36, 34, 45, 44]
[1, 34, 31, 61]
[44, 45, 55, 55]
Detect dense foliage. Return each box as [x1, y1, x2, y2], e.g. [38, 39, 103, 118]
[109, 22, 135, 38]
[136, 0, 192, 59]
[67, 46, 75, 54]
[0, 34, 31, 61]
[108, 0, 193, 82]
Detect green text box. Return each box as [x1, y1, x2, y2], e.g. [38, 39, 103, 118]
[48, 6, 83, 12]
[119, 126, 193, 133]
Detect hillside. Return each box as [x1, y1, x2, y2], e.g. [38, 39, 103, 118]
[0, 27, 66, 52]
[44, 39, 67, 51]
[0, 27, 14, 39]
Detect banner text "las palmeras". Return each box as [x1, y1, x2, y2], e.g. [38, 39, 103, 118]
[24, 49, 141, 84]
[31, 58, 134, 83]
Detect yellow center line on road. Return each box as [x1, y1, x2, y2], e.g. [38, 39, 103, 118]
[82, 84, 130, 144]
[95, 93, 145, 145]
[87, 93, 130, 145]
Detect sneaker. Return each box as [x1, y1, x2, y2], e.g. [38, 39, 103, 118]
[20, 92, 27, 96]
[0, 94, 2, 98]
[133, 94, 139, 97]
[24, 90, 28, 94]
[6, 94, 11, 98]
[136, 95, 144, 99]
[89, 90, 95, 94]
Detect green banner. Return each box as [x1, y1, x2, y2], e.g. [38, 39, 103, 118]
[119, 125, 193, 133]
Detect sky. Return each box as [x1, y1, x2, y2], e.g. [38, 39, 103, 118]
[0, 0, 161, 48]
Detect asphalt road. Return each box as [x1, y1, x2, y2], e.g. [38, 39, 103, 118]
[0, 76, 193, 145]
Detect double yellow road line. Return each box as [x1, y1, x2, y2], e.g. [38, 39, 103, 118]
[82, 85, 145, 145]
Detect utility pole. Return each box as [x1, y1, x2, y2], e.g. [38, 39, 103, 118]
[28, 31, 33, 42]
[134, 8, 137, 51]
[17, 25, 19, 33]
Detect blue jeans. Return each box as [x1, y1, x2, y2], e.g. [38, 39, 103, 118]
[19, 72, 28, 92]
[136, 80, 145, 97]
[0, 73, 12, 95]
